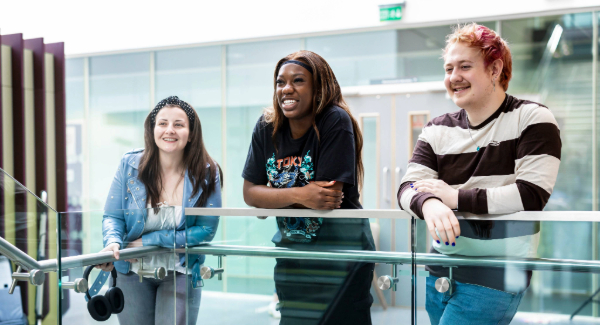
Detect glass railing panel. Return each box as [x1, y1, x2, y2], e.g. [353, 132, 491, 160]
[185, 209, 411, 324]
[414, 217, 600, 324]
[0, 167, 59, 325]
[58, 208, 176, 324]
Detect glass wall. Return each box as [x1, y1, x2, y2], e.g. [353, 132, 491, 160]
[504, 13, 594, 211]
[307, 31, 398, 86]
[361, 116, 378, 209]
[155, 46, 223, 163]
[65, 58, 84, 120]
[501, 12, 597, 316]
[62, 9, 600, 319]
[88, 53, 150, 209]
[305, 24, 497, 87]
[65, 58, 84, 211]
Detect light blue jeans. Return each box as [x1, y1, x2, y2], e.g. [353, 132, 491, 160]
[426, 276, 525, 325]
[112, 271, 201, 325]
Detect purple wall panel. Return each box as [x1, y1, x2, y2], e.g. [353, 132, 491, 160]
[1, 34, 25, 187]
[24, 37, 49, 320]
[1, 32, 28, 316]
[24, 38, 47, 199]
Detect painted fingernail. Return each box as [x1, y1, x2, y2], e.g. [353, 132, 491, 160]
[456, 236, 459, 239]
[445, 242, 449, 245]
[436, 240, 440, 244]
[452, 243, 455, 246]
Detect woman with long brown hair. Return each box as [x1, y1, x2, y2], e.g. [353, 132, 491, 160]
[243, 51, 375, 325]
[94, 96, 222, 325]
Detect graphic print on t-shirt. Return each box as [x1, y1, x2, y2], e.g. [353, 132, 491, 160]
[266, 150, 322, 243]
[266, 150, 314, 187]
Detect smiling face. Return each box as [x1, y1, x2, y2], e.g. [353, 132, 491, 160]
[276, 63, 314, 122]
[153, 106, 190, 155]
[444, 42, 496, 111]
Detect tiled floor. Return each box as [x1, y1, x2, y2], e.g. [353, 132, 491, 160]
[61, 290, 600, 324]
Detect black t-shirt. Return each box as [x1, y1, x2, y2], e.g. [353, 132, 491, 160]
[242, 105, 375, 251]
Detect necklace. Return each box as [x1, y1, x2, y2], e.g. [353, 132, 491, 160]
[466, 116, 482, 151]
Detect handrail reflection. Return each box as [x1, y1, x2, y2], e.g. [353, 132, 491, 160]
[184, 244, 600, 274]
[185, 207, 600, 222]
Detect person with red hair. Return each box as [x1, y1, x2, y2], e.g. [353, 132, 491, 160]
[398, 23, 562, 324]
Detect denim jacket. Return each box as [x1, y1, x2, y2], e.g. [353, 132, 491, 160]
[90, 148, 221, 295]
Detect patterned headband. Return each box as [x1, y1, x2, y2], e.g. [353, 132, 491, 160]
[278, 60, 313, 74]
[150, 96, 195, 129]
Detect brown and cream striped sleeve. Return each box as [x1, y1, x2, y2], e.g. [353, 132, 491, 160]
[397, 131, 442, 219]
[458, 105, 561, 214]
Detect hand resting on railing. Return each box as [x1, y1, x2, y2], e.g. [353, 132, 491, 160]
[96, 240, 142, 272]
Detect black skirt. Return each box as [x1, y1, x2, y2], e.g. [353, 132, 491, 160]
[274, 259, 374, 325]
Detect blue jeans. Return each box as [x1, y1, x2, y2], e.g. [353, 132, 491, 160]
[425, 276, 524, 325]
[113, 271, 201, 325]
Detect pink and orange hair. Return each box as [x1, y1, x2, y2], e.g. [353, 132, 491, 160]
[444, 23, 512, 91]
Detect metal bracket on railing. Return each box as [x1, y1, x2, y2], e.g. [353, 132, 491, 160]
[9, 266, 44, 294]
[61, 278, 88, 294]
[200, 265, 224, 280]
[137, 259, 166, 283]
[377, 264, 400, 291]
[435, 266, 455, 294]
[137, 267, 166, 282]
[201, 256, 225, 280]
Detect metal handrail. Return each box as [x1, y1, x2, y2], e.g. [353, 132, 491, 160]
[3, 235, 600, 275]
[4, 208, 600, 276]
[37, 246, 169, 272]
[184, 207, 600, 222]
[0, 236, 41, 271]
[0, 235, 169, 272]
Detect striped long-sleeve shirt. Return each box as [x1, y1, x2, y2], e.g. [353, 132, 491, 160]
[398, 94, 561, 292]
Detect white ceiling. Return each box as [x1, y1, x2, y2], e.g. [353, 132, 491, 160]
[0, 0, 598, 56]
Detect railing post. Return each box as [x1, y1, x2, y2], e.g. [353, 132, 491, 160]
[411, 216, 416, 325]
[592, 10, 599, 318]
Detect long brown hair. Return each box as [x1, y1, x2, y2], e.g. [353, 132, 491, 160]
[264, 50, 364, 189]
[138, 101, 223, 209]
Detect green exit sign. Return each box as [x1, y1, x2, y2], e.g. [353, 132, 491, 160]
[379, 3, 404, 22]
